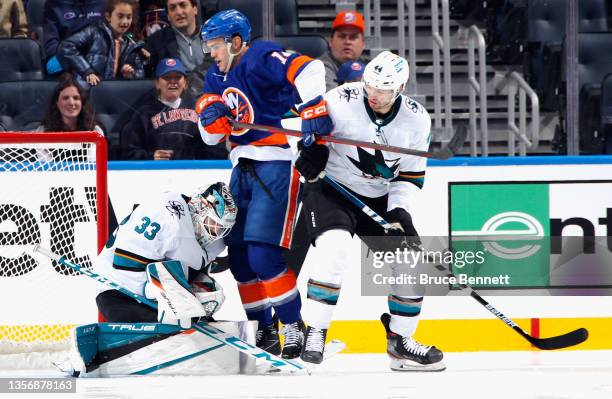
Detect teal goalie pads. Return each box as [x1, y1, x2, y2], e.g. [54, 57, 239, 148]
[66, 321, 256, 377]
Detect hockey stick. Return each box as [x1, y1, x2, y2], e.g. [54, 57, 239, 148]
[321, 176, 589, 350]
[32, 245, 305, 373]
[230, 121, 468, 160]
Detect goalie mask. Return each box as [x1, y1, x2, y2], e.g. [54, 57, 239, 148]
[187, 182, 237, 246]
[362, 51, 409, 108]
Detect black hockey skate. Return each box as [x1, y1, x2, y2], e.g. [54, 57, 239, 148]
[280, 319, 305, 359]
[256, 322, 281, 356]
[380, 313, 445, 371]
[300, 326, 328, 364]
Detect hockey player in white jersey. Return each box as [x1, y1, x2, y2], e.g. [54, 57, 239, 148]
[57, 183, 246, 377]
[95, 182, 236, 326]
[294, 51, 445, 371]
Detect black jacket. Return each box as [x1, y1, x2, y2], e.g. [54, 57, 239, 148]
[144, 26, 180, 78]
[144, 26, 212, 97]
[57, 21, 145, 86]
[43, 0, 105, 59]
[120, 94, 228, 160]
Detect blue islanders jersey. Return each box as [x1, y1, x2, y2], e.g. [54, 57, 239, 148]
[200, 41, 315, 163]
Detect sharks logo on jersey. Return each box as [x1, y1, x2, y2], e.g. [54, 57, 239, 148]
[338, 87, 359, 103]
[166, 201, 186, 218]
[222, 87, 254, 135]
[347, 148, 400, 179]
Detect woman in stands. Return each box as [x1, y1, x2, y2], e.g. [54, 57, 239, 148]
[37, 75, 104, 161]
[57, 0, 145, 88]
[39, 75, 102, 134]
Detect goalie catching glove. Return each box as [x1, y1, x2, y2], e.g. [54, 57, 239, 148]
[144, 261, 224, 328]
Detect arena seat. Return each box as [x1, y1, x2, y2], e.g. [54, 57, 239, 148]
[0, 39, 44, 81]
[89, 80, 156, 159]
[600, 73, 612, 154]
[253, 35, 329, 58]
[0, 80, 55, 131]
[216, 0, 299, 39]
[26, 0, 46, 43]
[557, 33, 612, 154]
[526, 0, 608, 110]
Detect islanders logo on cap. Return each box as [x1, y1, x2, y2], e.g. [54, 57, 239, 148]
[222, 87, 254, 135]
[351, 62, 363, 71]
[166, 58, 177, 66]
[344, 12, 356, 23]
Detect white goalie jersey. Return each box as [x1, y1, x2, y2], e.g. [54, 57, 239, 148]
[95, 192, 226, 296]
[323, 82, 432, 211]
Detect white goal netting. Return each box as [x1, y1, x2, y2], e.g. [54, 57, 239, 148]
[0, 132, 107, 368]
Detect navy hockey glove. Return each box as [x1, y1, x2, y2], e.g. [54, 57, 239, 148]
[196, 94, 232, 135]
[386, 208, 422, 249]
[295, 140, 329, 182]
[298, 95, 333, 147]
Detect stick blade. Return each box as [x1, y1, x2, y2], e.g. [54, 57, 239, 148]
[447, 123, 468, 153]
[528, 328, 589, 350]
[434, 123, 468, 160]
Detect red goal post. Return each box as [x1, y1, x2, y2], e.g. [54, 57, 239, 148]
[0, 131, 108, 367]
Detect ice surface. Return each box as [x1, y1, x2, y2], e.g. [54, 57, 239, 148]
[1, 351, 610, 399]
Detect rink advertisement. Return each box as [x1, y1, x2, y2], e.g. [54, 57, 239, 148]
[449, 181, 612, 291]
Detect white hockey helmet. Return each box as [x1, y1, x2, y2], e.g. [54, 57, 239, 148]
[187, 182, 237, 246]
[362, 51, 409, 100]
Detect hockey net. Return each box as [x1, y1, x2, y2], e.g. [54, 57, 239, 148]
[0, 132, 107, 368]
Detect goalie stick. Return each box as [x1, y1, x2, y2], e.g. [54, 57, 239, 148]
[230, 121, 468, 160]
[32, 245, 306, 373]
[321, 175, 589, 350]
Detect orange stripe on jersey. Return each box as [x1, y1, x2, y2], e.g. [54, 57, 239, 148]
[237, 281, 267, 304]
[249, 132, 289, 147]
[398, 172, 425, 178]
[116, 252, 148, 264]
[262, 269, 297, 299]
[280, 168, 301, 248]
[286, 55, 314, 85]
[180, 329, 196, 335]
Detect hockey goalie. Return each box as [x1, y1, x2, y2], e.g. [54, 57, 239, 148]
[59, 182, 261, 377]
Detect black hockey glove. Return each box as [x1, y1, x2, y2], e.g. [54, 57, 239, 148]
[295, 140, 329, 182]
[386, 208, 422, 249]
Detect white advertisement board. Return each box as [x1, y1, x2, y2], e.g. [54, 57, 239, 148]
[2, 161, 612, 326]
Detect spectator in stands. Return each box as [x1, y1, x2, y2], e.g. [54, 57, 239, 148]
[144, 0, 212, 98]
[318, 10, 366, 91]
[39, 74, 103, 134]
[43, 0, 105, 72]
[36, 75, 103, 161]
[336, 60, 365, 85]
[0, 0, 28, 38]
[140, 0, 169, 38]
[57, 0, 145, 89]
[121, 58, 227, 160]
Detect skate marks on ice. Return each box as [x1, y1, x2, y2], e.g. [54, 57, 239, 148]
[1, 351, 611, 399]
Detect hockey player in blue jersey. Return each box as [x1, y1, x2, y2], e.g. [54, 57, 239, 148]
[196, 9, 330, 359]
